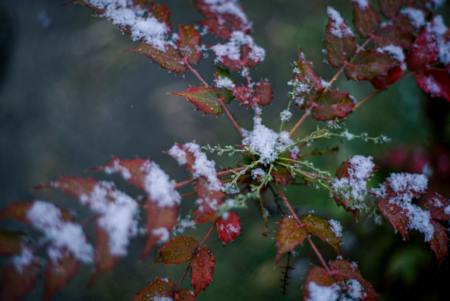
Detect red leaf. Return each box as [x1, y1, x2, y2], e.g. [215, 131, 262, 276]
[377, 199, 410, 239]
[0, 231, 23, 256]
[174, 288, 196, 301]
[100, 157, 149, 190]
[132, 43, 187, 74]
[149, 3, 171, 30]
[193, 178, 225, 224]
[178, 25, 202, 65]
[132, 277, 176, 301]
[379, 0, 403, 19]
[373, 17, 415, 49]
[275, 216, 307, 262]
[352, 1, 380, 38]
[173, 86, 224, 115]
[156, 236, 199, 265]
[42, 252, 79, 301]
[407, 28, 439, 71]
[0, 260, 40, 301]
[254, 80, 273, 106]
[325, 8, 357, 67]
[370, 66, 404, 90]
[191, 247, 215, 296]
[417, 192, 450, 222]
[345, 50, 399, 81]
[311, 89, 355, 121]
[142, 201, 178, 257]
[292, 51, 323, 107]
[429, 221, 448, 262]
[415, 69, 450, 101]
[89, 227, 118, 285]
[215, 211, 241, 245]
[0, 202, 34, 222]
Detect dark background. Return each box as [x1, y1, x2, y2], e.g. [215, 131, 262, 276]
[0, 0, 449, 300]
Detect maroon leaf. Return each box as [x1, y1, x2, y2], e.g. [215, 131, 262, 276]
[352, 1, 380, 38]
[254, 80, 273, 106]
[193, 178, 225, 224]
[407, 28, 439, 71]
[191, 247, 215, 296]
[311, 89, 355, 121]
[178, 25, 202, 65]
[132, 43, 186, 74]
[415, 69, 450, 102]
[370, 66, 404, 90]
[100, 157, 149, 191]
[417, 192, 450, 221]
[215, 211, 241, 245]
[149, 3, 171, 30]
[233, 80, 272, 107]
[429, 221, 448, 263]
[292, 51, 323, 106]
[275, 216, 307, 262]
[89, 227, 118, 285]
[325, 8, 357, 67]
[132, 277, 176, 301]
[377, 199, 410, 239]
[156, 236, 199, 265]
[173, 86, 224, 115]
[174, 288, 196, 301]
[0, 260, 40, 301]
[43, 252, 79, 301]
[373, 17, 415, 49]
[0, 203, 34, 222]
[345, 50, 399, 81]
[378, 0, 404, 19]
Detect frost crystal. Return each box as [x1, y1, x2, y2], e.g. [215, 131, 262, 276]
[80, 182, 139, 255]
[242, 116, 293, 164]
[87, 0, 169, 50]
[168, 144, 187, 165]
[211, 31, 265, 64]
[401, 8, 426, 29]
[142, 161, 181, 207]
[352, 0, 368, 9]
[329, 219, 343, 238]
[203, 0, 249, 25]
[12, 247, 34, 273]
[27, 201, 93, 263]
[307, 282, 339, 301]
[280, 110, 293, 122]
[377, 44, 405, 63]
[332, 155, 375, 208]
[214, 76, 236, 89]
[327, 7, 354, 38]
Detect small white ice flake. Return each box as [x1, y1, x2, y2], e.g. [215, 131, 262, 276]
[185, 142, 222, 191]
[211, 31, 265, 64]
[425, 75, 441, 96]
[142, 161, 181, 207]
[327, 7, 354, 38]
[152, 296, 173, 301]
[444, 205, 450, 215]
[328, 219, 343, 238]
[377, 44, 405, 63]
[152, 227, 170, 243]
[251, 168, 266, 179]
[12, 247, 34, 273]
[168, 144, 187, 165]
[401, 7, 426, 29]
[104, 159, 131, 180]
[352, 0, 369, 9]
[242, 116, 293, 165]
[27, 201, 93, 263]
[280, 110, 293, 122]
[307, 282, 339, 301]
[203, 0, 249, 24]
[214, 76, 235, 89]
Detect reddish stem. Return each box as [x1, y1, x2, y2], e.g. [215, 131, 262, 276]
[175, 166, 246, 189]
[199, 224, 215, 246]
[289, 111, 310, 138]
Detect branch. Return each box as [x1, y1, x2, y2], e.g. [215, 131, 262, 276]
[289, 110, 310, 137]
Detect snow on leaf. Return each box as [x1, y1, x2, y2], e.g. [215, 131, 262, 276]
[254, 80, 273, 106]
[215, 211, 241, 245]
[194, 178, 225, 224]
[352, 0, 380, 38]
[407, 28, 439, 71]
[325, 7, 357, 67]
[132, 277, 176, 301]
[89, 226, 118, 284]
[232, 80, 272, 107]
[173, 86, 225, 115]
[178, 25, 202, 65]
[311, 89, 355, 121]
[173, 288, 195, 301]
[302, 215, 341, 253]
[156, 236, 199, 265]
[42, 251, 79, 301]
[415, 69, 450, 101]
[132, 43, 187, 73]
[377, 199, 410, 239]
[191, 247, 215, 296]
[275, 215, 307, 263]
[373, 17, 416, 49]
[417, 192, 450, 221]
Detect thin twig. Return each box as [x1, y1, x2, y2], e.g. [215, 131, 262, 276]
[353, 90, 381, 111]
[289, 111, 310, 137]
[218, 97, 243, 136]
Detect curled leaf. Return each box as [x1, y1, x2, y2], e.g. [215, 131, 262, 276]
[132, 43, 186, 74]
[302, 214, 341, 252]
[215, 211, 241, 245]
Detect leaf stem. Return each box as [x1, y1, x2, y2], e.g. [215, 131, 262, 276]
[289, 110, 310, 137]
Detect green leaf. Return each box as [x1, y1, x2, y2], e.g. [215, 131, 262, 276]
[156, 236, 199, 265]
[302, 214, 341, 252]
[173, 87, 224, 115]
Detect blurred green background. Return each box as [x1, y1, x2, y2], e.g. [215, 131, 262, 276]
[0, 0, 449, 300]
